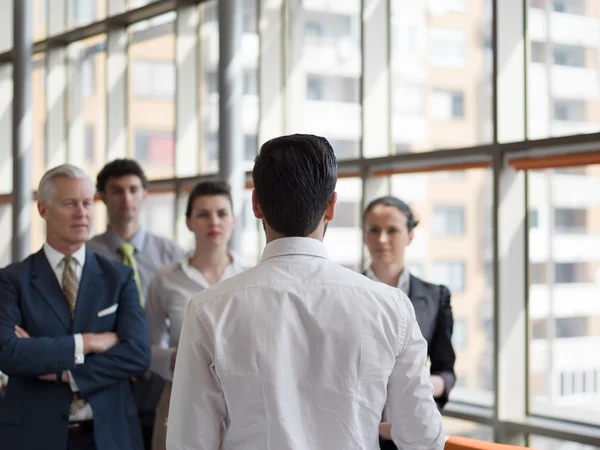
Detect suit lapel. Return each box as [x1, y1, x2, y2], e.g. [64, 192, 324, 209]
[72, 249, 103, 332]
[30, 249, 71, 331]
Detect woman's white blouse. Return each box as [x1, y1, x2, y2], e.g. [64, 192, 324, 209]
[145, 252, 246, 381]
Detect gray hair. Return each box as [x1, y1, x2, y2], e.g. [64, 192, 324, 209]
[38, 164, 96, 203]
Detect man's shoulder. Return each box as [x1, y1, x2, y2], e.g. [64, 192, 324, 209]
[88, 251, 133, 281]
[145, 232, 185, 258]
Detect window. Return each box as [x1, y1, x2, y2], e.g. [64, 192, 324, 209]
[334, 201, 360, 228]
[433, 206, 465, 235]
[528, 167, 600, 426]
[530, 262, 547, 284]
[553, 100, 586, 123]
[531, 318, 547, 340]
[70, 0, 95, 23]
[530, 41, 546, 63]
[85, 126, 94, 165]
[553, 44, 586, 67]
[305, 22, 323, 45]
[329, 139, 359, 160]
[554, 207, 587, 232]
[530, 208, 539, 228]
[132, 60, 175, 99]
[555, 262, 590, 283]
[244, 134, 257, 161]
[135, 130, 175, 166]
[430, 90, 465, 121]
[433, 261, 465, 292]
[81, 56, 95, 97]
[429, 28, 466, 68]
[307, 76, 323, 100]
[453, 318, 467, 351]
[556, 317, 588, 338]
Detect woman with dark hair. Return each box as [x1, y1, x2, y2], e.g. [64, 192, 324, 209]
[145, 180, 245, 450]
[362, 196, 456, 448]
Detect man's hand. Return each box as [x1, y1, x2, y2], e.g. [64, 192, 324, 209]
[38, 371, 69, 383]
[82, 332, 119, 355]
[379, 422, 392, 440]
[14, 325, 30, 339]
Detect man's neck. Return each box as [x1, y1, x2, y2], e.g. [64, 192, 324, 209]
[108, 221, 141, 241]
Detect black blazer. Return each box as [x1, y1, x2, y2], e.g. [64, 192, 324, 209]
[378, 275, 456, 450]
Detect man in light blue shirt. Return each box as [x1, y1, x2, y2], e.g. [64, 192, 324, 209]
[87, 159, 184, 450]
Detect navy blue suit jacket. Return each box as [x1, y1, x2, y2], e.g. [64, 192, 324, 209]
[0, 248, 151, 450]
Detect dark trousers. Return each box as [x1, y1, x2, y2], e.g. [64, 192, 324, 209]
[140, 414, 155, 450]
[67, 432, 96, 450]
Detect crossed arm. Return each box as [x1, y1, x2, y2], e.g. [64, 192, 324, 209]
[0, 270, 150, 396]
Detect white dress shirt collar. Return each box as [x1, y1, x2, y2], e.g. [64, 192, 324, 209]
[179, 250, 245, 289]
[43, 242, 87, 269]
[260, 237, 329, 262]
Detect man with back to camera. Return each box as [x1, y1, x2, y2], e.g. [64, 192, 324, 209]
[87, 159, 185, 450]
[0, 164, 150, 450]
[166, 134, 445, 449]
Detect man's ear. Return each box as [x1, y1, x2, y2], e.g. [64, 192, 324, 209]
[38, 201, 48, 220]
[252, 190, 264, 220]
[324, 192, 337, 222]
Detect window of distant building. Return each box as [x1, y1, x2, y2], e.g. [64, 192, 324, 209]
[132, 60, 175, 100]
[429, 27, 466, 68]
[433, 205, 465, 235]
[554, 207, 587, 232]
[135, 130, 175, 166]
[430, 90, 465, 121]
[69, 0, 95, 23]
[433, 260, 465, 292]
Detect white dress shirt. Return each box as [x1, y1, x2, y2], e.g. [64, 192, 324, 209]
[145, 252, 245, 381]
[43, 243, 92, 421]
[167, 237, 444, 450]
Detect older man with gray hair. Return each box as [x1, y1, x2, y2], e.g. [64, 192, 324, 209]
[0, 164, 150, 450]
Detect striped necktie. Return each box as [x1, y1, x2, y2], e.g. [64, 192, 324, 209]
[62, 255, 87, 415]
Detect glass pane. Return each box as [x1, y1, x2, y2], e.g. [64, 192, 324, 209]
[140, 192, 175, 240]
[443, 417, 494, 441]
[290, 0, 362, 160]
[199, 1, 219, 173]
[324, 177, 362, 270]
[129, 14, 176, 180]
[68, 35, 107, 177]
[527, 2, 600, 138]
[529, 435, 600, 450]
[389, 0, 492, 154]
[0, 1, 12, 53]
[33, 54, 46, 190]
[0, 64, 12, 194]
[33, 0, 48, 42]
[31, 201, 45, 252]
[68, 0, 105, 29]
[374, 169, 495, 405]
[240, 189, 261, 265]
[0, 203, 12, 266]
[528, 167, 600, 426]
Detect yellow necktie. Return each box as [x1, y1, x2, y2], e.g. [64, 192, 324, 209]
[61, 256, 88, 415]
[119, 242, 143, 305]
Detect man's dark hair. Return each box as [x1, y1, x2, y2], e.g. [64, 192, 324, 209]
[96, 159, 149, 193]
[185, 180, 233, 219]
[252, 133, 337, 237]
[363, 196, 420, 232]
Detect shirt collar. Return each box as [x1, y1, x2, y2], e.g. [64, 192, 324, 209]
[260, 237, 329, 262]
[365, 265, 410, 294]
[179, 250, 245, 287]
[105, 227, 147, 253]
[43, 242, 87, 269]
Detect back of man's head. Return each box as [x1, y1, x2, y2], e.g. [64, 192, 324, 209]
[252, 133, 337, 237]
